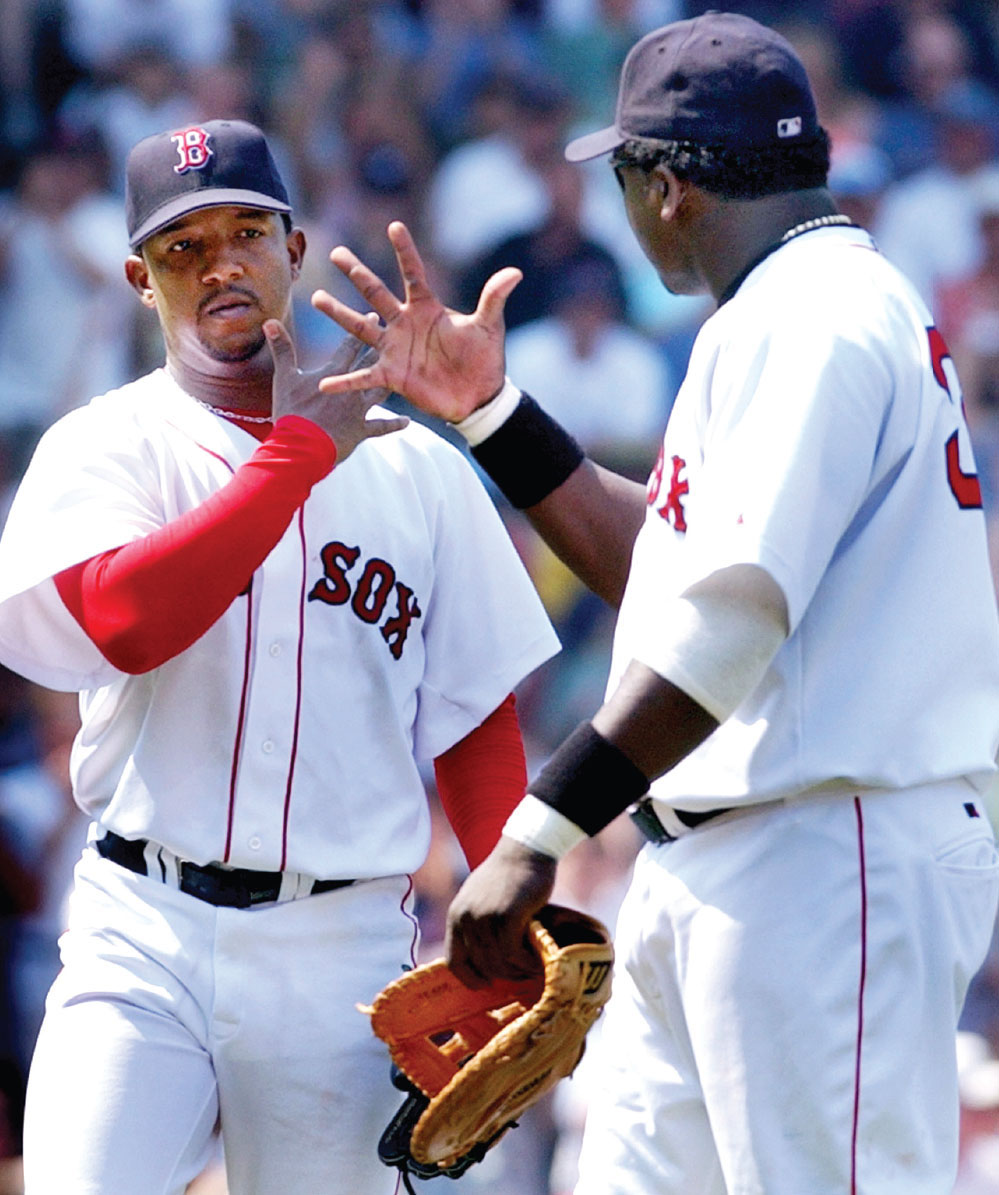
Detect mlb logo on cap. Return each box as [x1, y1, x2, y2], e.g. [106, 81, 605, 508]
[777, 117, 803, 139]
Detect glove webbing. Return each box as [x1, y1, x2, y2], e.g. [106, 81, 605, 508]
[378, 1066, 515, 1188]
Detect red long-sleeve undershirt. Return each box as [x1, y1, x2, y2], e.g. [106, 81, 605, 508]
[434, 692, 526, 868]
[54, 414, 335, 674]
[53, 411, 526, 868]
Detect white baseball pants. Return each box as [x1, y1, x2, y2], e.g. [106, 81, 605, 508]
[574, 780, 999, 1195]
[22, 844, 417, 1194]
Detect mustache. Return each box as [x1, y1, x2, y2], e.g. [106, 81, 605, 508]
[198, 284, 259, 315]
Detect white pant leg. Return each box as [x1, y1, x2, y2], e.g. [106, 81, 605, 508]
[23, 850, 220, 1195]
[23, 846, 420, 1195]
[574, 860, 726, 1195]
[211, 874, 419, 1195]
[24, 999, 219, 1195]
[575, 781, 999, 1195]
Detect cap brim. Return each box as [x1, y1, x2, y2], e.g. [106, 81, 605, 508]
[564, 124, 624, 162]
[129, 188, 293, 249]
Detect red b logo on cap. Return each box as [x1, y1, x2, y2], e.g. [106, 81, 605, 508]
[171, 127, 213, 174]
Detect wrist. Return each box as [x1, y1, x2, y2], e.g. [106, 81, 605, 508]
[266, 415, 338, 476]
[469, 391, 586, 510]
[452, 377, 522, 447]
[502, 795, 588, 860]
[529, 721, 649, 837]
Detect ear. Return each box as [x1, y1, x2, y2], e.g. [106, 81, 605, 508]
[286, 226, 306, 281]
[124, 254, 157, 309]
[649, 165, 685, 222]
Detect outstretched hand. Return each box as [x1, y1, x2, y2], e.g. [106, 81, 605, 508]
[311, 221, 522, 423]
[264, 321, 408, 463]
[445, 837, 557, 988]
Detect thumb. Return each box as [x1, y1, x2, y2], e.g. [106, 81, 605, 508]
[264, 319, 296, 375]
[476, 267, 522, 326]
[365, 414, 410, 439]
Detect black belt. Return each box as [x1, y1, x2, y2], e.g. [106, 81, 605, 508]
[97, 831, 355, 909]
[629, 797, 732, 845]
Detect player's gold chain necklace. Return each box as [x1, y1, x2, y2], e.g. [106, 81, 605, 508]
[779, 213, 855, 243]
[196, 400, 272, 424]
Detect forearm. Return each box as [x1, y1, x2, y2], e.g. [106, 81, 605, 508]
[521, 461, 646, 608]
[433, 693, 527, 869]
[591, 662, 719, 781]
[506, 566, 788, 848]
[507, 667, 716, 851]
[459, 384, 646, 607]
[54, 416, 336, 673]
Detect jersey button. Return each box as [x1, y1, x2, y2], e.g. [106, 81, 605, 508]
[261, 740, 275, 754]
[248, 836, 261, 850]
[268, 643, 281, 657]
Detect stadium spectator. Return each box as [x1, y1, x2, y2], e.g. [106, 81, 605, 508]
[0, 137, 132, 477]
[456, 153, 628, 331]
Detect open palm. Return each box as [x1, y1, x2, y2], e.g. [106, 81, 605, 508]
[311, 221, 521, 423]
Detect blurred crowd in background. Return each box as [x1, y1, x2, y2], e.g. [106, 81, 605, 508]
[0, 0, 998, 1192]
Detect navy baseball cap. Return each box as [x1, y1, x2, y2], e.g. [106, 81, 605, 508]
[565, 12, 819, 161]
[125, 119, 291, 249]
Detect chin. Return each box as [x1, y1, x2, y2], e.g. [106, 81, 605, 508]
[200, 331, 268, 364]
[658, 270, 707, 298]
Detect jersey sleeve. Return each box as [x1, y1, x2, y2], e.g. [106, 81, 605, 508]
[0, 404, 169, 690]
[411, 442, 560, 762]
[53, 418, 335, 675]
[676, 300, 902, 633]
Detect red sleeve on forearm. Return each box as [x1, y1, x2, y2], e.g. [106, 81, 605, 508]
[53, 416, 335, 674]
[433, 693, 527, 869]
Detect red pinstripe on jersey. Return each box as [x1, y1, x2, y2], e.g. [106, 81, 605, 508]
[223, 572, 255, 865]
[850, 796, 868, 1195]
[279, 508, 309, 871]
[52, 418, 336, 864]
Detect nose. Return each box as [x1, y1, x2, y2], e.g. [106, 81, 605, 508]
[201, 242, 246, 286]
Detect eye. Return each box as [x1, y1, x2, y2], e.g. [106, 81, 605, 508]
[167, 238, 192, 253]
[239, 227, 265, 239]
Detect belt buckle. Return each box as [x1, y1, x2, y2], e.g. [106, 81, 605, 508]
[629, 798, 675, 845]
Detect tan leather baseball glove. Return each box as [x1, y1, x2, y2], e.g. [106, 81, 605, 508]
[361, 904, 614, 1187]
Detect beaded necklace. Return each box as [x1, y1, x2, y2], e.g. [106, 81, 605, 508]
[717, 213, 858, 306]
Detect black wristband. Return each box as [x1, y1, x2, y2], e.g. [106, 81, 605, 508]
[470, 392, 585, 509]
[529, 722, 649, 837]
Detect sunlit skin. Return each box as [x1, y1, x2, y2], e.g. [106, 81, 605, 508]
[306, 164, 841, 984]
[615, 162, 708, 296]
[124, 206, 305, 412]
[122, 203, 408, 454]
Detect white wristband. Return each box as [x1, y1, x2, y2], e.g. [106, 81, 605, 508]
[452, 377, 522, 447]
[501, 794, 588, 860]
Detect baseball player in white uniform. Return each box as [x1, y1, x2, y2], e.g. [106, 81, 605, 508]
[0, 120, 558, 1194]
[308, 14, 999, 1195]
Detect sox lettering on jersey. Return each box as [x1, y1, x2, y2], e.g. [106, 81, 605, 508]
[308, 540, 422, 660]
[647, 444, 689, 532]
[171, 127, 213, 174]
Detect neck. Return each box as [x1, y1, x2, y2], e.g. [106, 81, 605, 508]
[167, 356, 274, 413]
[698, 189, 840, 302]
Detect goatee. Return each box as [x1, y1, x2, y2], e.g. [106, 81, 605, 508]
[199, 330, 267, 363]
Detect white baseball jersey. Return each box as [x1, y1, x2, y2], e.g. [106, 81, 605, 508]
[0, 367, 559, 877]
[611, 225, 999, 806]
